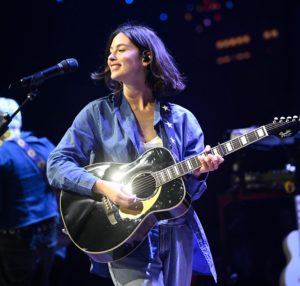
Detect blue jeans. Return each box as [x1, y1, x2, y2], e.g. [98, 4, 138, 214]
[0, 219, 57, 286]
[108, 224, 193, 286]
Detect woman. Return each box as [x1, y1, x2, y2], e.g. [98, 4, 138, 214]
[47, 23, 224, 285]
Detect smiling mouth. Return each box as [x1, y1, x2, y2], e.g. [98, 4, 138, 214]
[110, 64, 121, 70]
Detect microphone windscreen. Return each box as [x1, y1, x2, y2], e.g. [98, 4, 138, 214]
[60, 58, 79, 73]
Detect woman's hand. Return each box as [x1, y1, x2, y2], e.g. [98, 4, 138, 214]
[193, 145, 224, 177]
[92, 179, 136, 208]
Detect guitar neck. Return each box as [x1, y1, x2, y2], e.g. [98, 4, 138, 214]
[154, 125, 270, 187]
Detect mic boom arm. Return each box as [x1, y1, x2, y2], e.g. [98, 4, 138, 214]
[8, 58, 78, 90]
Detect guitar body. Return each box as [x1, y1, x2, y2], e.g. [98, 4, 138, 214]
[279, 230, 300, 286]
[60, 147, 191, 263]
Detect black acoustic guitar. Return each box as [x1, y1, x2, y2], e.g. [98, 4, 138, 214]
[60, 116, 300, 263]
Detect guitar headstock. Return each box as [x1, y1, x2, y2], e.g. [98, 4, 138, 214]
[267, 116, 300, 138]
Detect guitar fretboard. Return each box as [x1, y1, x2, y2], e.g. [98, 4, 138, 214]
[153, 125, 269, 187]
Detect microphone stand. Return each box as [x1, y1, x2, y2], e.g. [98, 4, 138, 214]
[0, 89, 38, 137]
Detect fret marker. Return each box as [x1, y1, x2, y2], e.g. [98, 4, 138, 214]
[240, 136, 247, 145]
[226, 143, 233, 151]
[212, 148, 219, 156]
[187, 161, 192, 170]
[166, 169, 172, 179]
[174, 166, 180, 176]
[257, 128, 264, 137]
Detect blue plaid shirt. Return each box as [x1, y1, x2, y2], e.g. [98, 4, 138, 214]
[47, 92, 217, 281]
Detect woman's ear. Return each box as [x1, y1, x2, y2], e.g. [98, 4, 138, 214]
[142, 50, 151, 65]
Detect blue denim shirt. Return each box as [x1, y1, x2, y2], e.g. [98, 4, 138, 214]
[47, 92, 217, 282]
[0, 132, 58, 229]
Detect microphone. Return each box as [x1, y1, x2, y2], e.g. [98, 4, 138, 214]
[9, 58, 79, 90]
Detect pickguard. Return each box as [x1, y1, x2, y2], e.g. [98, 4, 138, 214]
[119, 186, 162, 219]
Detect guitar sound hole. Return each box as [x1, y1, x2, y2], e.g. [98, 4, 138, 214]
[131, 173, 156, 199]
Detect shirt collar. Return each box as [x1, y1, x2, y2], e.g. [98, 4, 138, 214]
[112, 92, 164, 155]
[153, 99, 161, 126]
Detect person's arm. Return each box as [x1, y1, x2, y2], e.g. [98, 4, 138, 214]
[182, 110, 223, 201]
[47, 106, 99, 197]
[47, 104, 137, 207]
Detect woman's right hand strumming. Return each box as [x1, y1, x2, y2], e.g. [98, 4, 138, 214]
[92, 179, 137, 208]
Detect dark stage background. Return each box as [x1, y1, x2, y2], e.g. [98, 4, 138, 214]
[1, 1, 300, 285]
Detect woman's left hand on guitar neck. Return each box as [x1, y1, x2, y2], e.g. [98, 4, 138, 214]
[193, 145, 224, 178]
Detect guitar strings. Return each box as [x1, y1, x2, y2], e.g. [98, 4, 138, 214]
[266, 119, 298, 132]
[122, 165, 192, 197]
[124, 159, 195, 195]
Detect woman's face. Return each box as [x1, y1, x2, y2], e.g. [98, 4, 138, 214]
[107, 32, 147, 85]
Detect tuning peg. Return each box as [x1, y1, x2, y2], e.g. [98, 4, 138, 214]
[286, 116, 292, 121]
[293, 115, 299, 121]
[273, 117, 279, 123]
[279, 116, 286, 122]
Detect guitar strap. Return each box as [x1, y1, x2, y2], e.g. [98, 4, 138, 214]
[160, 101, 180, 163]
[14, 138, 46, 173]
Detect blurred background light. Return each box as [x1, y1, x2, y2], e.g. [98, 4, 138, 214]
[159, 12, 168, 21]
[225, 1, 234, 9]
[125, 0, 134, 5]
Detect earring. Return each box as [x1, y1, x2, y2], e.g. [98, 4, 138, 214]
[142, 50, 151, 62]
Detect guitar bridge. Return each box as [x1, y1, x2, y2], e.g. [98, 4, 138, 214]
[102, 196, 118, 225]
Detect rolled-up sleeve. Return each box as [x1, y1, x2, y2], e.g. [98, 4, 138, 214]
[182, 110, 208, 201]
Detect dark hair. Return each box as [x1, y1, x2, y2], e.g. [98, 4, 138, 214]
[91, 23, 186, 96]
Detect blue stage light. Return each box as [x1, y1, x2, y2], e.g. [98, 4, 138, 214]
[225, 1, 234, 9]
[125, 0, 134, 4]
[160, 13, 168, 21]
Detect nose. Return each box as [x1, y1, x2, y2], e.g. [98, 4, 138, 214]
[108, 52, 117, 61]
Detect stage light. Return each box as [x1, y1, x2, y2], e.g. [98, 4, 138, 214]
[225, 1, 234, 9]
[125, 0, 134, 4]
[262, 29, 279, 40]
[160, 13, 169, 21]
[216, 51, 251, 65]
[215, 34, 251, 50]
[216, 55, 231, 65]
[203, 18, 212, 27]
[195, 25, 204, 33]
[235, 51, 251, 61]
[184, 0, 235, 34]
[184, 12, 193, 21]
[214, 13, 222, 22]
